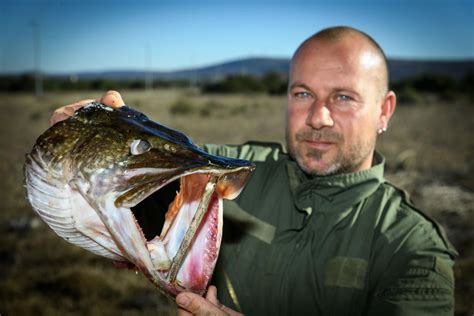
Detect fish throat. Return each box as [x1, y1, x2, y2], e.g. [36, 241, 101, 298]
[125, 172, 221, 288]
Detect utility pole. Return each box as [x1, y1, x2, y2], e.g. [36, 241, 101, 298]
[188, 54, 197, 88]
[31, 20, 43, 97]
[145, 44, 153, 92]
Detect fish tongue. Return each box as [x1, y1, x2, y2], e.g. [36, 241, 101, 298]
[167, 176, 218, 283]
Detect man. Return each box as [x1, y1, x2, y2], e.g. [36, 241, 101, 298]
[52, 27, 457, 315]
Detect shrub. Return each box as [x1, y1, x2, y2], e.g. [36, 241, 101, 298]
[262, 72, 287, 95]
[199, 101, 227, 117]
[411, 74, 457, 93]
[439, 90, 460, 102]
[169, 99, 195, 115]
[396, 87, 424, 105]
[229, 104, 249, 115]
[201, 74, 266, 94]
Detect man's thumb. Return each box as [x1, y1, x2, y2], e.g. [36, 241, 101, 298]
[176, 293, 192, 308]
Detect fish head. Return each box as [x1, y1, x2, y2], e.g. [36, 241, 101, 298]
[25, 102, 255, 298]
[69, 103, 252, 204]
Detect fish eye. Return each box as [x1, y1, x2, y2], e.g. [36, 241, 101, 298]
[130, 139, 152, 155]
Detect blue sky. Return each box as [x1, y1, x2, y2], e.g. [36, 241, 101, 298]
[1, 0, 473, 74]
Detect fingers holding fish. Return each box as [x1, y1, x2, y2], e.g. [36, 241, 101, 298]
[49, 90, 125, 126]
[99, 90, 125, 108]
[205, 285, 220, 305]
[50, 98, 95, 125]
[205, 286, 242, 315]
[176, 286, 242, 316]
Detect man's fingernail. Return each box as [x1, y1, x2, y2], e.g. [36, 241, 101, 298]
[176, 294, 190, 307]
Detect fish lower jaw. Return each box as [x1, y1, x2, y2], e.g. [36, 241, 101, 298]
[169, 193, 222, 292]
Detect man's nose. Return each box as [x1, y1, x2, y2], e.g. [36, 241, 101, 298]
[306, 100, 334, 129]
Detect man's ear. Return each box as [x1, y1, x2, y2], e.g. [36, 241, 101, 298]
[379, 90, 396, 131]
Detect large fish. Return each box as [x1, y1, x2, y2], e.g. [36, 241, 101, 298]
[24, 102, 254, 298]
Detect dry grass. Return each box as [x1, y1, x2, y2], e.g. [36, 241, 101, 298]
[0, 89, 472, 315]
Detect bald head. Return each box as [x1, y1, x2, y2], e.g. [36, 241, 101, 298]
[292, 26, 389, 99]
[286, 26, 397, 175]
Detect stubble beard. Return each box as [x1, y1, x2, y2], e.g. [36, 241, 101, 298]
[287, 128, 374, 176]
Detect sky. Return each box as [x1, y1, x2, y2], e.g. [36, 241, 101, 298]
[0, 0, 473, 74]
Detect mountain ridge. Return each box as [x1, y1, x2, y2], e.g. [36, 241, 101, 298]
[39, 57, 474, 82]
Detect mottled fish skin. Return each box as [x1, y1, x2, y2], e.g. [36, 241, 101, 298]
[24, 102, 255, 298]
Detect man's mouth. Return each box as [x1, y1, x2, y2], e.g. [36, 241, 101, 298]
[303, 139, 336, 150]
[295, 128, 343, 146]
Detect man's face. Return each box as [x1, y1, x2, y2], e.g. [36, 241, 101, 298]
[286, 39, 384, 176]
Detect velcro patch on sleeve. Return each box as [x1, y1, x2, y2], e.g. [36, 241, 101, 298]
[325, 257, 368, 290]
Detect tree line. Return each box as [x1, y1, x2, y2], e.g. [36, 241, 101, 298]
[0, 71, 472, 102]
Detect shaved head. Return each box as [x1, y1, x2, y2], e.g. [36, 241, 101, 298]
[292, 26, 389, 99]
[286, 26, 396, 175]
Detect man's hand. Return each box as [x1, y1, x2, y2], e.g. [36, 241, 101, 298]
[177, 286, 242, 316]
[49, 90, 125, 125]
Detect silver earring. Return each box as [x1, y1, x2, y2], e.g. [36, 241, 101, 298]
[377, 127, 387, 135]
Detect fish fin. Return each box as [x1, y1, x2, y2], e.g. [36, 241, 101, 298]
[25, 150, 126, 261]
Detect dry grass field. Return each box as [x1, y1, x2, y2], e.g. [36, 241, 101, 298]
[0, 89, 472, 315]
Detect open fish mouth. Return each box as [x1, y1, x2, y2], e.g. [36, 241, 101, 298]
[108, 166, 252, 293]
[24, 102, 255, 298]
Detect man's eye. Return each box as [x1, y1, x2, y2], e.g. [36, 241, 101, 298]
[294, 91, 311, 98]
[337, 94, 352, 101]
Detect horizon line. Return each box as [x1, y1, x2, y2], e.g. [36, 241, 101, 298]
[1, 55, 473, 76]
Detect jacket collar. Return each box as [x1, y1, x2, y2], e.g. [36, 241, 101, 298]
[287, 151, 385, 212]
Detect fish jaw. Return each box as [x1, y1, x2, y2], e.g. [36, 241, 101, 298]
[174, 191, 222, 293]
[81, 170, 226, 297]
[160, 174, 223, 294]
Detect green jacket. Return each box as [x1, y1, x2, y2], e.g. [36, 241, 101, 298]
[203, 141, 457, 316]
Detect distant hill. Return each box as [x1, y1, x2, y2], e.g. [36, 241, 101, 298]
[68, 57, 289, 82]
[55, 57, 473, 82]
[388, 59, 473, 81]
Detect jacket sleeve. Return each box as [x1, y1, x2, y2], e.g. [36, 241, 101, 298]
[202, 144, 242, 159]
[367, 202, 457, 316]
[367, 255, 455, 316]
